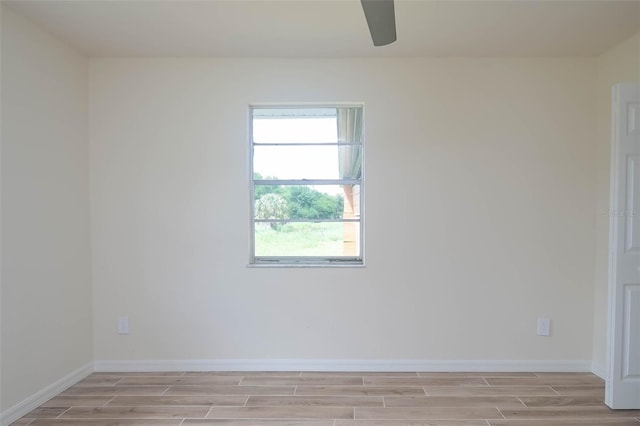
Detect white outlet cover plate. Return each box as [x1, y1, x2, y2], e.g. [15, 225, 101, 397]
[537, 318, 551, 336]
[118, 316, 130, 335]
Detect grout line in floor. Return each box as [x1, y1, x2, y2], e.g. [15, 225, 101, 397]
[55, 406, 72, 419]
[103, 395, 118, 406]
[515, 395, 527, 408]
[549, 385, 562, 396]
[203, 405, 214, 419]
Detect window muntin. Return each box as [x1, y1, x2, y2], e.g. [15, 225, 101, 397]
[250, 106, 363, 266]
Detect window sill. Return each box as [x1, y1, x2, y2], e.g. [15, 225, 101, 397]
[247, 261, 365, 268]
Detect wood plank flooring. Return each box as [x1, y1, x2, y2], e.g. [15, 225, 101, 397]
[10, 371, 640, 425]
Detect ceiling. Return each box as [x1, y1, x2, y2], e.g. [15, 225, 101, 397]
[4, 0, 640, 57]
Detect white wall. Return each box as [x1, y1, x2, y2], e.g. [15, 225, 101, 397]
[592, 32, 640, 374]
[90, 57, 598, 364]
[0, 3, 635, 419]
[1, 6, 92, 411]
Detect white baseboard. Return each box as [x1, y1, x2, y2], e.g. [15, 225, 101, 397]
[1, 362, 93, 426]
[93, 358, 593, 373]
[591, 362, 607, 380]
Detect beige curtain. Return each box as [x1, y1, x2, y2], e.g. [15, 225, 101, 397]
[337, 107, 363, 180]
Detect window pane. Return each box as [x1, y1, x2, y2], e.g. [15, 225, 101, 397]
[254, 185, 358, 220]
[253, 111, 337, 144]
[254, 145, 364, 180]
[255, 222, 360, 257]
[253, 107, 337, 119]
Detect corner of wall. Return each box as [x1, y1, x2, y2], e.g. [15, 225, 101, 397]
[0, 363, 93, 426]
[0, 3, 93, 419]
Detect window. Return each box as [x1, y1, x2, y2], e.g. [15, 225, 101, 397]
[250, 105, 364, 266]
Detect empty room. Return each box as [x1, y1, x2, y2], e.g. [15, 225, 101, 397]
[1, 0, 639, 424]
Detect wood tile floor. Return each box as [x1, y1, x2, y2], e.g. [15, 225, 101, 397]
[11, 371, 640, 425]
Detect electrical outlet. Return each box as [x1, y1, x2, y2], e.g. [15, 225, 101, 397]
[117, 316, 130, 335]
[537, 318, 551, 336]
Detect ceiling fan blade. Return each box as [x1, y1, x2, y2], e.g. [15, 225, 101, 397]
[360, 0, 397, 46]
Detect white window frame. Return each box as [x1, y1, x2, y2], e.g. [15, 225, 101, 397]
[249, 104, 365, 267]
